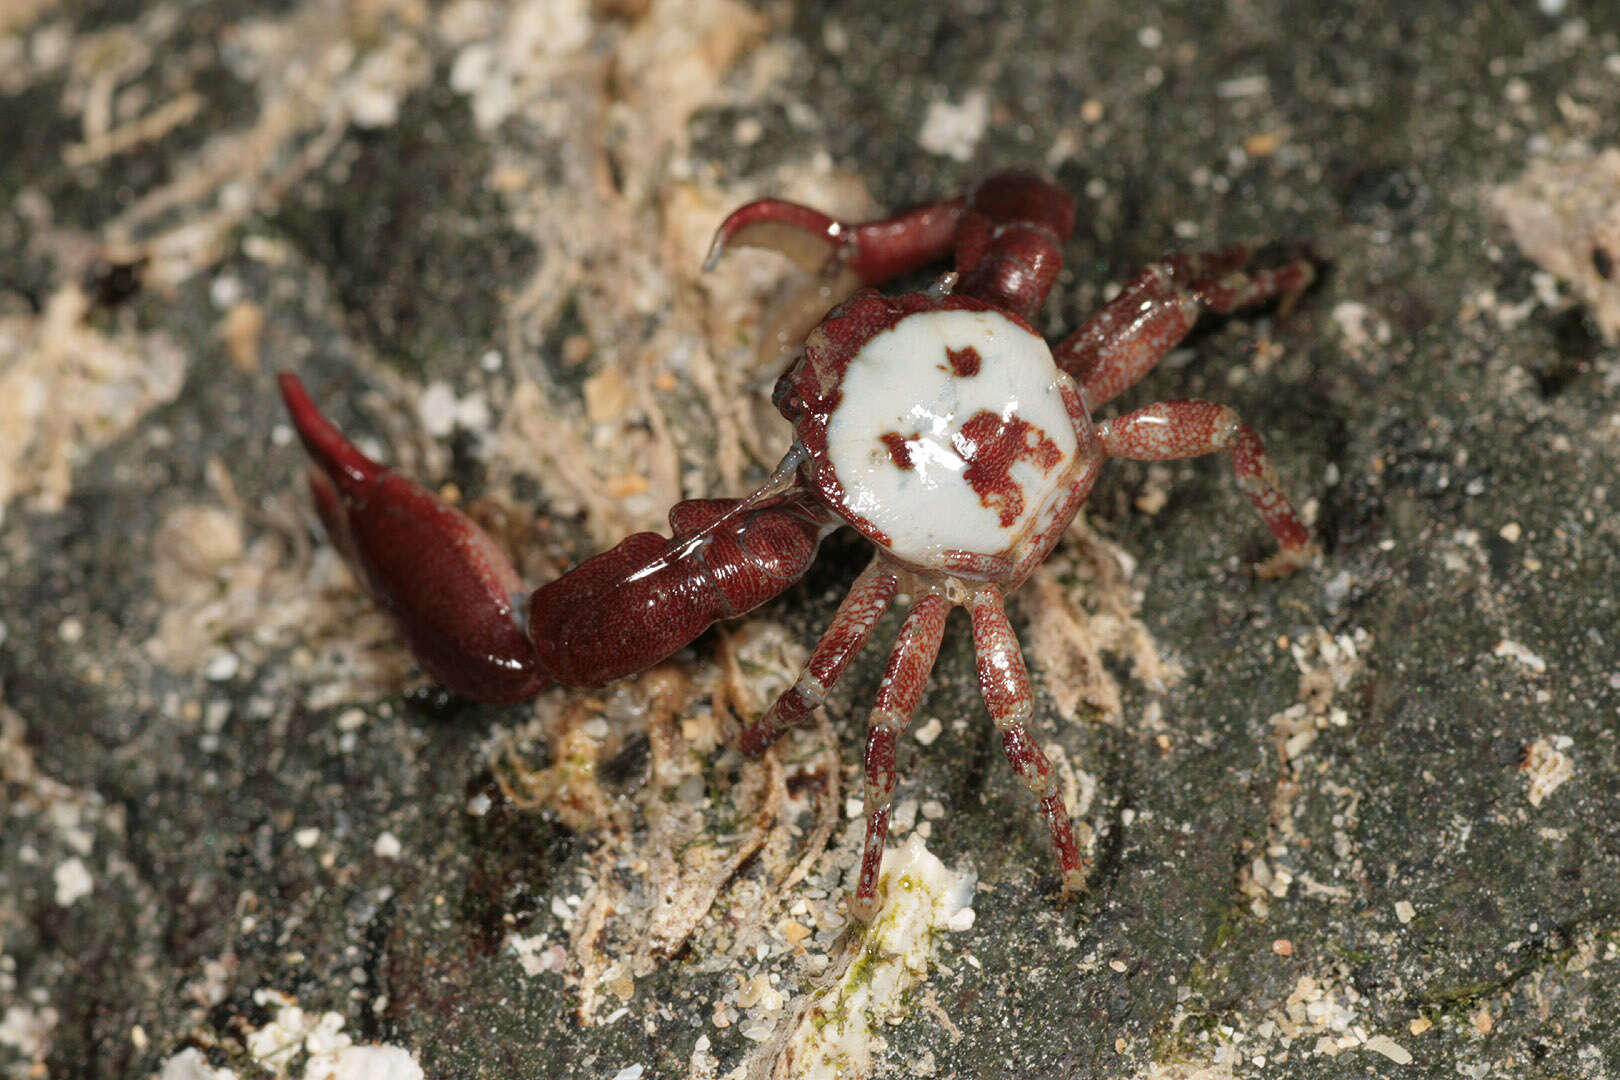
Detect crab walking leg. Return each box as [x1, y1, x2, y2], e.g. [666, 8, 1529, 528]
[968, 593, 1086, 898]
[1098, 400, 1316, 577]
[848, 591, 952, 924]
[951, 171, 1078, 320]
[1054, 248, 1316, 411]
[737, 560, 900, 758]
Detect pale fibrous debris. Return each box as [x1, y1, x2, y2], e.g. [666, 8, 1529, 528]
[1268, 627, 1368, 771]
[1021, 521, 1177, 727]
[1329, 300, 1391, 356]
[1492, 638, 1549, 675]
[1522, 735, 1575, 807]
[1490, 147, 1620, 343]
[917, 90, 989, 163]
[51, 857, 93, 907]
[0, 1004, 60, 1072]
[1360, 1034, 1414, 1064]
[0, 283, 186, 530]
[492, 641, 843, 1030]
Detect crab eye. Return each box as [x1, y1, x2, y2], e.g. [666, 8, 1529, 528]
[1593, 246, 1615, 281]
[771, 370, 803, 420]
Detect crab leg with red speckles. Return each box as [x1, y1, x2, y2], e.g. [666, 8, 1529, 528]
[1054, 246, 1315, 411]
[951, 171, 1077, 320]
[968, 592, 1086, 899]
[736, 559, 899, 758]
[848, 591, 952, 924]
[1097, 399, 1316, 577]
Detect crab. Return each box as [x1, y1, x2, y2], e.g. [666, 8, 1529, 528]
[278, 171, 1316, 922]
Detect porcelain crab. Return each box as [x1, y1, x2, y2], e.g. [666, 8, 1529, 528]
[278, 170, 1316, 921]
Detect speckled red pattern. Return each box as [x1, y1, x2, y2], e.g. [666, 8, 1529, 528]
[943, 343, 982, 376]
[849, 590, 951, 924]
[280, 374, 832, 697]
[280, 171, 1322, 927]
[953, 171, 1078, 321]
[279, 373, 546, 705]
[1055, 246, 1315, 410]
[528, 493, 830, 686]
[783, 289, 1043, 549]
[970, 595, 1085, 896]
[736, 560, 898, 757]
[708, 195, 966, 285]
[877, 430, 916, 471]
[1006, 379, 1103, 586]
[955, 408, 1065, 527]
[1097, 399, 1312, 571]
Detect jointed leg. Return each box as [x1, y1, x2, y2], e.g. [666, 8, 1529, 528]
[1098, 400, 1315, 577]
[968, 593, 1085, 899]
[848, 591, 951, 924]
[1055, 248, 1315, 411]
[736, 559, 899, 757]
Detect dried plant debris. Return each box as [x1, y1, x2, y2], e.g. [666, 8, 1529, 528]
[1520, 735, 1574, 807]
[492, 628, 844, 1025]
[486, 618, 989, 1079]
[1490, 147, 1620, 342]
[144, 460, 414, 706]
[1241, 627, 1371, 919]
[0, 281, 186, 528]
[8, 7, 1000, 1070]
[1020, 519, 1179, 727]
[6, 0, 824, 553]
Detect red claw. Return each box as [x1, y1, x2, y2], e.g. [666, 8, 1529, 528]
[278, 374, 547, 705]
[278, 375, 829, 702]
[527, 496, 827, 687]
[706, 193, 966, 286]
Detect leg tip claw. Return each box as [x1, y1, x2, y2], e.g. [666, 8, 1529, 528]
[1254, 541, 1319, 579]
[846, 895, 877, 926]
[1058, 867, 1087, 903]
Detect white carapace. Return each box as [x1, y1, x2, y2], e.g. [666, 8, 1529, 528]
[824, 309, 1082, 565]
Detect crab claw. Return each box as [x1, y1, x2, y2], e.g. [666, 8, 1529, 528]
[704, 199, 852, 275]
[277, 373, 547, 704]
[705, 194, 967, 285]
[705, 192, 969, 365]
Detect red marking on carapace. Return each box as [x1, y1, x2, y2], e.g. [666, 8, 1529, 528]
[953, 410, 1063, 527]
[943, 344, 982, 377]
[877, 431, 918, 470]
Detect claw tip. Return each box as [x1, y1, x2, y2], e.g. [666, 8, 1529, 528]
[702, 237, 725, 273]
[275, 371, 382, 492]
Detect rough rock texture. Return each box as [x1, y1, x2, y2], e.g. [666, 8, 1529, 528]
[3, 1, 1619, 1078]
